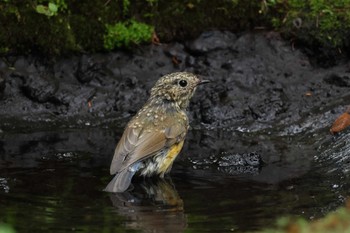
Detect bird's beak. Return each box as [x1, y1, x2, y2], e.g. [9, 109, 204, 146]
[197, 79, 211, 85]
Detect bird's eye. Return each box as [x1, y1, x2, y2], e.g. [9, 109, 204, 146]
[178, 80, 187, 87]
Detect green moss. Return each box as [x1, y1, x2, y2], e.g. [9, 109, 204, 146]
[259, 202, 350, 233]
[103, 19, 154, 49]
[0, 224, 16, 233]
[264, 0, 350, 48]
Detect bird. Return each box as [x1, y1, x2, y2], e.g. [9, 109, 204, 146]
[104, 72, 209, 193]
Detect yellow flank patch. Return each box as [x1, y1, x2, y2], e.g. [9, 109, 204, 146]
[159, 141, 184, 174]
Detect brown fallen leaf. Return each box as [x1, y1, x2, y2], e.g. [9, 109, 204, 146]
[172, 56, 181, 65]
[330, 108, 350, 134]
[305, 91, 312, 96]
[151, 31, 160, 45]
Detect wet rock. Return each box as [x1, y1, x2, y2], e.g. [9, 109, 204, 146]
[186, 31, 237, 54]
[247, 88, 288, 122]
[0, 31, 349, 134]
[218, 153, 245, 166]
[218, 152, 262, 167]
[185, 55, 196, 67]
[218, 165, 260, 175]
[214, 151, 262, 175]
[52, 87, 75, 106]
[242, 152, 261, 166]
[124, 76, 138, 88]
[163, 43, 187, 68]
[76, 55, 102, 83]
[0, 71, 5, 100]
[324, 73, 350, 87]
[114, 77, 147, 114]
[22, 73, 57, 103]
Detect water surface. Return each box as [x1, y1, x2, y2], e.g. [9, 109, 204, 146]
[0, 127, 349, 232]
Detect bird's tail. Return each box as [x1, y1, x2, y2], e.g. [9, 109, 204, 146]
[104, 165, 139, 193]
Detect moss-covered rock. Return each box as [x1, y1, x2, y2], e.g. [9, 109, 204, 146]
[1, 0, 350, 64]
[0, 0, 265, 56]
[259, 200, 350, 233]
[0, 1, 76, 55]
[263, 0, 350, 66]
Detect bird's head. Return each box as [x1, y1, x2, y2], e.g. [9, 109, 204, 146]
[150, 72, 209, 109]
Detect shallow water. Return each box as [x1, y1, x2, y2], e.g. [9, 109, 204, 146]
[0, 127, 349, 233]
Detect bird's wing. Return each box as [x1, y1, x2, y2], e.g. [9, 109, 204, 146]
[110, 122, 187, 175]
[109, 126, 141, 174]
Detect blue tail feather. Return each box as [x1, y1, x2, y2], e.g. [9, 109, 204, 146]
[104, 163, 140, 193]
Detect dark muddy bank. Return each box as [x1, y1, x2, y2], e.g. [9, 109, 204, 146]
[0, 30, 349, 134]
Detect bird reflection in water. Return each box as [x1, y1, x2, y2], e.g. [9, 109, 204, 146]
[109, 177, 186, 233]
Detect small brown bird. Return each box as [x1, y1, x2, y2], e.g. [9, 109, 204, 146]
[104, 72, 209, 192]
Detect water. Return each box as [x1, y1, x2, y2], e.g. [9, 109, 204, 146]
[0, 126, 349, 233]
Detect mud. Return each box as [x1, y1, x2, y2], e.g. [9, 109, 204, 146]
[0, 30, 349, 134]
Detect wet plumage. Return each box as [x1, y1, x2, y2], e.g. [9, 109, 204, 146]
[104, 72, 209, 193]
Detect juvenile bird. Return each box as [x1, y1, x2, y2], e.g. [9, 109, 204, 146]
[104, 72, 209, 192]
